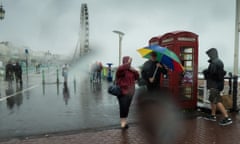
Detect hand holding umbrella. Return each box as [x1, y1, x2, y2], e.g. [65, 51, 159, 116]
[149, 66, 159, 83]
[150, 62, 167, 82]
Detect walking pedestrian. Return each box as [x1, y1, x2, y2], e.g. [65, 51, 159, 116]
[62, 64, 68, 84]
[63, 82, 70, 105]
[96, 61, 103, 83]
[115, 56, 139, 129]
[5, 61, 14, 89]
[203, 48, 232, 126]
[90, 61, 103, 83]
[14, 61, 23, 86]
[141, 51, 167, 91]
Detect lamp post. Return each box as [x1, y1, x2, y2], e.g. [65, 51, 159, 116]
[113, 30, 124, 66]
[0, 2, 5, 20]
[232, 0, 240, 111]
[234, 0, 240, 76]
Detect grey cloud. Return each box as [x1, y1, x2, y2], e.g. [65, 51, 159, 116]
[0, 0, 237, 68]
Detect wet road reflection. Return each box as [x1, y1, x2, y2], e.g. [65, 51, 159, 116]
[6, 88, 15, 109]
[6, 86, 23, 109]
[0, 71, 137, 139]
[120, 130, 130, 144]
[63, 83, 70, 105]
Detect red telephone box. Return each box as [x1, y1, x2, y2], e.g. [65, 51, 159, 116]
[149, 31, 198, 109]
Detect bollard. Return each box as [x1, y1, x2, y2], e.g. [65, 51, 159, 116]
[232, 75, 238, 112]
[74, 76, 76, 93]
[42, 82, 45, 95]
[57, 81, 59, 95]
[56, 69, 59, 84]
[42, 70, 45, 84]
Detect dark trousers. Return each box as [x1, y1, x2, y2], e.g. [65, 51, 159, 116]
[117, 95, 133, 118]
[146, 82, 160, 92]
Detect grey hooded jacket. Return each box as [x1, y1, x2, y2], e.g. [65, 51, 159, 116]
[203, 48, 226, 91]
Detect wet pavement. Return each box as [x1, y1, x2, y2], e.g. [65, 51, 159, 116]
[1, 113, 240, 144]
[1, 65, 240, 144]
[0, 66, 137, 140]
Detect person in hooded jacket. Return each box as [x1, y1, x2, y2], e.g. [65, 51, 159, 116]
[115, 56, 139, 129]
[203, 48, 232, 126]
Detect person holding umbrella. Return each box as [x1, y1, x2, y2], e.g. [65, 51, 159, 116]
[141, 51, 167, 91]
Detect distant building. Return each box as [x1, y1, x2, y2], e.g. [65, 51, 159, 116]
[0, 41, 67, 66]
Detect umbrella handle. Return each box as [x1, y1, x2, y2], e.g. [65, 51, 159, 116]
[152, 67, 159, 79]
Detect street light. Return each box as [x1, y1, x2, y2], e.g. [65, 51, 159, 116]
[232, 0, 240, 111]
[0, 3, 5, 20]
[113, 30, 124, 66]
[234, 0, 240, 76]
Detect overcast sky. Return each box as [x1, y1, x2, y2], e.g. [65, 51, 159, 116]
[0, 0, 237, 70]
